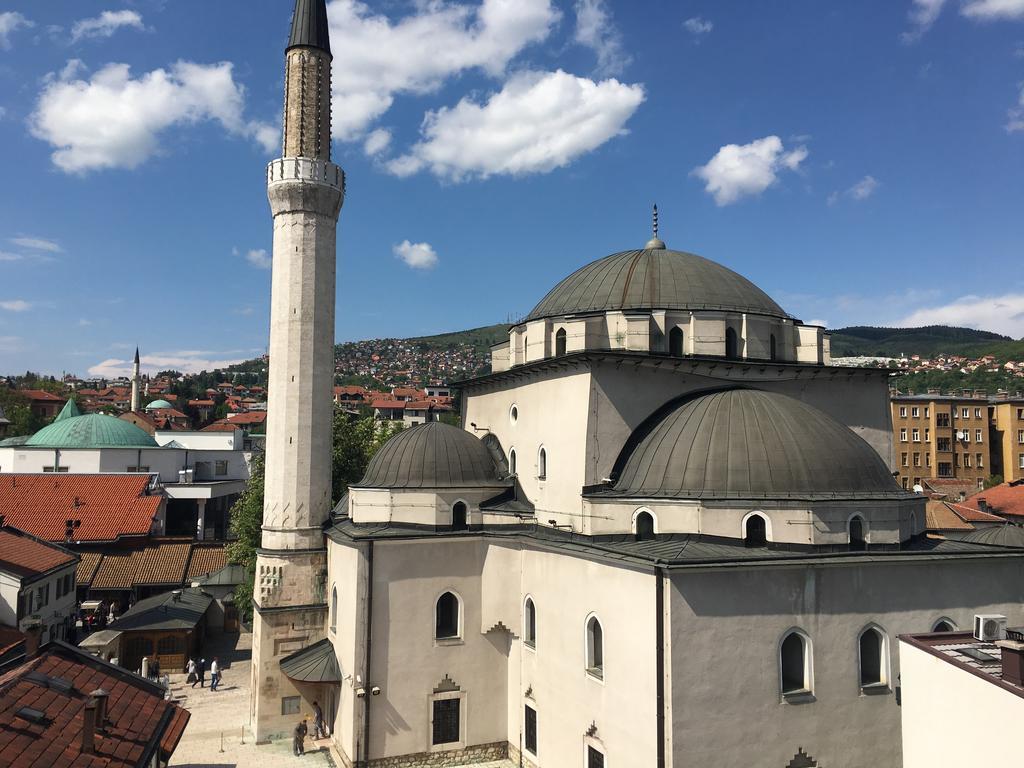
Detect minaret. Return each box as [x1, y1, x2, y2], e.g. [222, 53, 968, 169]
[251, 0, 344, 741]
[130, 347, 141, 412]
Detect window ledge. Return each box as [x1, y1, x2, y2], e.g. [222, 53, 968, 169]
[434, 637, 464, 647]
[585, 668, 605, 684]
[524, 641, 536, 653]
[781, 690, 816, 704]
[860, 682, 891, 696]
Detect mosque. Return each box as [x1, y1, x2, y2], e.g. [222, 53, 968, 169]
[251, 2, 1024, 767]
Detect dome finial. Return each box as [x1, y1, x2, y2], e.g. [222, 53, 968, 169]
[645, 203, 666, 249]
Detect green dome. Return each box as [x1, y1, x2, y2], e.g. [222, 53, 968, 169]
[145, 399, 173, 411]
[27, 414, 159, 449]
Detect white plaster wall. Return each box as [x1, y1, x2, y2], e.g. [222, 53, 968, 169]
[0, 571, 18, 627]
[349, 487, 504, 527]
[327, 538, 367, 763]
[899, 641, 1022, 767]
[0, 447, 249, 484]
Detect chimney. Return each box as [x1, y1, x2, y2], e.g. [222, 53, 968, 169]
[82, 699, 97, 754]
[998, 629, 1024, 687]
[23, 621, 42, 658]
[90, 689, 110, 729]
[978, 498, 989, 512]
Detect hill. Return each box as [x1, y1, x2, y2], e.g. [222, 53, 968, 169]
[829, 325, 1024, 360]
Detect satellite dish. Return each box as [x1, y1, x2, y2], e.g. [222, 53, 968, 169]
[912, 484, 924, 493]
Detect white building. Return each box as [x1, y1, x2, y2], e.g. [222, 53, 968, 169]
[0, 526, 78, 644]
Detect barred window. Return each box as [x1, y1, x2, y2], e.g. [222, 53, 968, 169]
[432, 698, 460, 745]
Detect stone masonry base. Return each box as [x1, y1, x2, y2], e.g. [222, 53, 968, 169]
[364, 740, 509, 767]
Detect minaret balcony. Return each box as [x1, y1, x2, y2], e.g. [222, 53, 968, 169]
[267, 156, 344, 193]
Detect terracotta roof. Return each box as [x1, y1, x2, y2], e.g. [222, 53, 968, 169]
[0, 475, 160, 543]
[186, 545, 227, 580]
[0, 528, 77, 580]
[0, 641, 190, 767]
[188, 399, 215, 407]
[17, 390, 64, 403]
[371, 400, 406, 410]
[224, 412, 267, 425]
[404, 400, 453, 411]
[962, 482, 1024, 519]
[91, 541, 191, 590]
[334, 386, 367, 396]
[924, 500, 977, 532]
[945, 501, 1006, 523]
[89, 550, 140, 591]
[200, 421, 239, 432]
[0, 627, 23, 661]
[76, 552, 103, 586]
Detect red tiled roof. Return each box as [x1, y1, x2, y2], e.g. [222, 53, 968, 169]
[90, 541, 191, 590]
[224, 411, 267, 424]
[945, 501, 1006, 523]
[17, 389, 64, 403]
[962, 482, 1024, 518]
[372, 400, 406, 410]
[76, 552, 103, 586]
[0, 528, 77, 579]
[0, 627, 23, 660]
[392, 387, 423, 398]
[334, 385, 367, 396]
[188, 399, 215, 407]
[0, 642, 190, 767]
[404, 400, 453, 411]
[200, 421, 238, 432]
[0, 475, 160, 544]
[186, 545, 227, 580]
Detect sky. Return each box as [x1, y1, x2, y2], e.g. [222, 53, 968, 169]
[0, 0, 1022, 378]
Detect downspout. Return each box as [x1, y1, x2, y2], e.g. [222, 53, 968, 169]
[655, 567, 665, 768]
[361, 540, 374, 768]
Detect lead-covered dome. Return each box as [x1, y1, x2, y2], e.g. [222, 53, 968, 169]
[606, 389, 903, 500]
[525, 248, 790, 322]
[27, 413, 159, 449]
[355, 422, 504, 489]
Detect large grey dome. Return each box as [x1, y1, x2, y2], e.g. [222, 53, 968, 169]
[606, 389, 904, 500]
[355, 422, 504, 489]
[961, 525, 1024, 548]
[525, 248, 790, 322]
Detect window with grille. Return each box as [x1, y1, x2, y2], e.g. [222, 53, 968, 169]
[432, 698, 460, 745]
[588, 746, 605, 768]
[282, 696, 300, 715]
[524, 705, 537, 754]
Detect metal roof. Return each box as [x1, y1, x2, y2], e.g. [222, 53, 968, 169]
[287, 0, 331, 56]
[280, 638, 341, 683]
[354, 422, 506, 489]
[602, 388, 907, 500]
[26, 413, 158, 449]
[524, 248, 791, 323]
[109, 588, 212, 632]
[961, 525, 1024, 548]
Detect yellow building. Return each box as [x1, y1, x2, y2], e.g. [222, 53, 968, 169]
[991, 397, 1024, 482]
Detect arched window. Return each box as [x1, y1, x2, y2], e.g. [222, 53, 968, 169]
[555, 328, 567, 357]
[770, 333, 778, 361]
[330, 585, 338, 632]
[858, 626, 887, 687]
[586, 615, 604, 679]
[725, 327, 739, 359]
[435, 592, 460, 640]
[524, 597, 537, 649]
[669, 327, 685, 357]
[780, 630, 811, 695]
[538, 447, 547, 480]
[932, 618, 956, 632]
[635, 511, 655, 541]
[452, 501, 467, 531]
[523, 336, 528, 361]
[509, 448, 517, 476]
[849, 515, 867, 551]
[744, 513, 768, 547]
[909, 510, 918, 536]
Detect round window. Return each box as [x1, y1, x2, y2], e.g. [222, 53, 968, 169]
[510, 404, 519, 423]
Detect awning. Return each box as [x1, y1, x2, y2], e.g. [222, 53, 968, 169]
[280, 638, 341, 683]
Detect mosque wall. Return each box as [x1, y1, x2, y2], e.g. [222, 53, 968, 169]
[668, 556, 1024, 768]
[326, 538, 368, 765]
[349, 486, 506, 527]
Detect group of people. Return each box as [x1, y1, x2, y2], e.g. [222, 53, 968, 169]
[186, 656, 221, 691]
[292, 701, 328, 756]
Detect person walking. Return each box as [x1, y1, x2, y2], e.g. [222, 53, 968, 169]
[210, 657, 220, 691]
[312, 701, 326, 739]
[197, 657, 206, 689]
[292, 718, 308, 756]
[186, 657, 197, 688]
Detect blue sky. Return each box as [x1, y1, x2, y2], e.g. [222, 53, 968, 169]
[0, 0, 1022, 377]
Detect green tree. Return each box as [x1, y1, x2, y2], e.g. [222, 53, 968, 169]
[331, 411, 402, 503]
[0, 388, 45, 437]
[225, 454, 264, 621]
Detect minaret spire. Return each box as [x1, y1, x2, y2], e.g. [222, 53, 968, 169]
[645, 203, 666, 249]
[130, 347, 141, 412]
[288, 0, 332, 57]
[282, 0, 333, 159]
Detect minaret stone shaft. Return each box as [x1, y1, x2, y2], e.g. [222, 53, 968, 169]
[252, 0, 344, 741]
[130, 348, 141, 412]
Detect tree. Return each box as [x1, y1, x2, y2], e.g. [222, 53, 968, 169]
[0, 388, 45, 437]
[225, 453, 264, 622]
[331, 411, 402, 503]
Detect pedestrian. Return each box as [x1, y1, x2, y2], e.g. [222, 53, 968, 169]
[186, 657, 197, 687]
[197, 657, 206, 688]
[312, 700, 326, 739]
[292, 718, 308, 756]
[150, 658, 160, 681]
[210, 657, 220, 691]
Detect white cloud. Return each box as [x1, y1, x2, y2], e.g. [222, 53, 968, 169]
[10, 236, 62, 253]
[903, 0, 947, 41]
[30, 60, 277, 173]
[393, 240, 439, 270]
[326, 0, 560, 139]
[363, 128, 392, 156]
[388, 69, 644, 181]
[962, 0, 1024, 20]
[899, 293, 1024, 337]
[1007, 83, 1024, 132]
[245, 249, 272, 269]
[89, 352, 247, 378]
[0, 300, 32, 312]
[692, 135, 808, 206]
[0, 12, 33, 50]
[0, 251, 22, 262]
[830, 175, 880, 205]
[683, 16, 714, 36]
[574, 0, 630, 75]
[71, 10, 145, 43]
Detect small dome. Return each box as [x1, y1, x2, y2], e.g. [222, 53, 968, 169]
[27, 414, 159, 449]
[355, 422, 503, 489]
[525, 248, 790, 323]
[608, 389, 903, 499]
[961, 525, 1024, 548]
[145, 399, 173, 411]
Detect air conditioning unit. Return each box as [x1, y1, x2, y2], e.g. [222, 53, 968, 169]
[974, 614, 1008, 642]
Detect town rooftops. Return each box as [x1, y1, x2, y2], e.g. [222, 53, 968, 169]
[78, 542, 228, 591]
[109, 588, 213, 632]
[0, 474, 161, 543]
[0, 640, 190, 767]
[960, 481, 1024, 519]
[0, 527, 77, 582]
[17, 389, 65, 403]
[899, 631, 1024, 700]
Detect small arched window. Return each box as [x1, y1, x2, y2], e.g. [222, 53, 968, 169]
[586, 615, 604, 679]
[509, 448, 517, 476]
[452, 501, 467, 531]
[555, 328, 567, 357]
[725, 327, 739, 359]
[859, 626, 887, 687]
[538, 447, 547, 480]
[780, 630, 811, 695]
[932, 618, 956, 632]
[849, 515, 867, 551]
[435, 592, 460, 639]
[770, 333, 778, 361]
[744, 514, 768, 547]
[635, 511, 655, 541]
[524, 597, 536, 649]
[669, 327, 685, 357]
[330, 585, 338, 632]
[523, 336, 528, 361]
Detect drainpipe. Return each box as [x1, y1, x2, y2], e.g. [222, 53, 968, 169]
[655, 567, 665, 768]
[360, 541, 374, 768]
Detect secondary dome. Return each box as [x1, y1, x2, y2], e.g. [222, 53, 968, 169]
[27, 413, 159, 449]
[607, 389, 902, 499]
[355, 422, 503, 489]
[961, 525, 1024, 548]
[145, 399, 173, 411]
[525, 248, 790, 322]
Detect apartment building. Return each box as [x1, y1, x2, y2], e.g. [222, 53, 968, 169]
[892, 393, 990, 490]
[991, 396, 1024, 482]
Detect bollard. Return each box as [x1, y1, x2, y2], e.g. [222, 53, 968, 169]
[240, 725, 245, 745]
[219, 731, 224, 753]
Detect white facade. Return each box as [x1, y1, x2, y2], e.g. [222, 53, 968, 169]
[0, 561, 77, 644]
